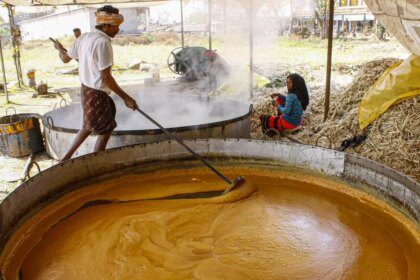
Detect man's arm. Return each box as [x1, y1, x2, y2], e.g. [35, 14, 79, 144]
[100, 66, 138, 110]
[54, 42, 72, 63]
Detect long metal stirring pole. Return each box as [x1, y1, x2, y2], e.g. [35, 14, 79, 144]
[136, 108, 233, 185]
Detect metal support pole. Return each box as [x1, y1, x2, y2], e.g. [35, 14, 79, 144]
[324, 0, 335, 121]
[145, 8, 149, 33]
[180, 0, 185, 48]
[7, 4, 23, 88]
[208, 0, 212, 50]
[0, 37, 9, 104]
[249, 0, 254, 99]
[223, 0, 227, 36]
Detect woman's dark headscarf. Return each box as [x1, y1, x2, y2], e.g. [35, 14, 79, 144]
[287, 73, 309, 111]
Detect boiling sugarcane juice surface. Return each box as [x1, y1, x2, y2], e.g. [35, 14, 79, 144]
[1, 167, 419, 279]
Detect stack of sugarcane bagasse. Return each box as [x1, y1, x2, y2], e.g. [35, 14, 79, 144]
[250, 58, 420, 181]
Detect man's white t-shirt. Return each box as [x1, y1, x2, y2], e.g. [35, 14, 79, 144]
[67, 29, 113, 94]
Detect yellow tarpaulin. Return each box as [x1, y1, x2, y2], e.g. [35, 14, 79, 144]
[358, 55, 420, 129]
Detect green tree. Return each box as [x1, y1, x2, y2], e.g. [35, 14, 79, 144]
[0, 23, 11, 39]
[376, 21, 386, 41]
[313, 0, 338, 39]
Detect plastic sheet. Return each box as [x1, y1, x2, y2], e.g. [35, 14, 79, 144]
[364, 0, 420, 56]
[358, 55, 420, 129]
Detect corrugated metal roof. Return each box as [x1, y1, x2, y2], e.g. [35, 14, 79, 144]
[365, 0, 420, 55]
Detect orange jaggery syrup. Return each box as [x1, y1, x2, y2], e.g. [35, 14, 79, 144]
[1, 167, 419, 279]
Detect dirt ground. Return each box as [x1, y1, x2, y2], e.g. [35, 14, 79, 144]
[0, 36, 415, 200]
[0, 88, 72, 199]
[0, 78, 162, 200]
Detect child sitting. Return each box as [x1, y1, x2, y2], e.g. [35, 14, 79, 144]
[260, 73, 309, 136]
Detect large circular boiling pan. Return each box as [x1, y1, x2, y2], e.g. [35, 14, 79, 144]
[0, 139, 418, 255]
[42, 93, 252, 159]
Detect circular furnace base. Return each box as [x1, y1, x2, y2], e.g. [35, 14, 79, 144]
[43, 90, 252, 160]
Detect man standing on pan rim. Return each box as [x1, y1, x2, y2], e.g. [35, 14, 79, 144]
[54, 5, 138, 161]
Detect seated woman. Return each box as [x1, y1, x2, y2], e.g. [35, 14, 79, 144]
[260, 73, 309, 136]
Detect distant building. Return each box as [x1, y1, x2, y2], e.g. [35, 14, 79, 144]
[335, 0, 375, 32]
[18, 6, 150, 41]
[16, 2, 204, 41]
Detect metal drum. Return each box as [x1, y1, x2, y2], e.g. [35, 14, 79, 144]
[0, 108, 44, 158]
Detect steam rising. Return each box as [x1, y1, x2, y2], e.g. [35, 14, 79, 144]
[174, 0, 316, 100]
[46, 1, 317, 131]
